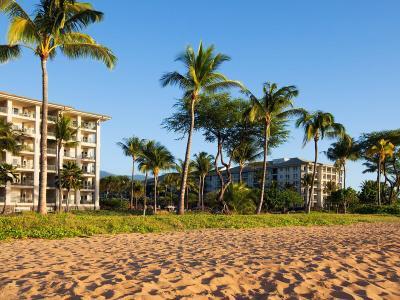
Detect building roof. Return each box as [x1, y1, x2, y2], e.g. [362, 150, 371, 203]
[0, 91, 111, 121]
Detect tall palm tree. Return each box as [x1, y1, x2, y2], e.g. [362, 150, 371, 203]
[55, 114, 77, 212]
[366, 139, 395, 205]
[231, 141, 259, 184]
[0, 0, 116, 214]
[58, 161, 83, 212]
[247, 82, 300, 214]
[173, 158, 196, 210]
[137, 140, 154, 215]
[296, 111, 345, 213]
[301, 173, 314, 205]
[117, 136, 144, 209]
[325, 134, 358, 190]
[0, 163, 17, 214]
[131, 180, 144, 210]
[160, 42, 243, 215]
[193, 152, 213, 210]
[141, 141, 174, 214]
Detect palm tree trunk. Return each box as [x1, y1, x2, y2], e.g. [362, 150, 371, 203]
[239, 165, 243, 184]
[66, 190, 70, 212]
[154, 176, 158, 214]
[57, 141, 62, 212]
[178, 97, 196, 215]
[377, 160, 381, 206]
[143, 172, 148, 216]
[201, 175, 205, 211]
[130, 157, 135, 209]
[197, 176, 202, 208]
[308, 138, 319, 214]
[38, 57, 49, 215]
[257, 122, 269, 214]
[186, 185, 189, 210]
[343, 162, 346, 190]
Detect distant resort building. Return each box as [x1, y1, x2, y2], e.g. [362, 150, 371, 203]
[205, 158, 343, 208]
[0, 92, 110, 212]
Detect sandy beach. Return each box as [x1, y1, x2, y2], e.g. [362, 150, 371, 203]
[0, 223, 399, 299]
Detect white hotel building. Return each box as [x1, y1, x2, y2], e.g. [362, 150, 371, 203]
[205, 158, 343, 208]
[0, 92, 110, 213]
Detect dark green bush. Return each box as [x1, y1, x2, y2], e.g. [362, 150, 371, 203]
[224, 184, 257, 214]
[100, 198, 129, 210]
[349, 204, 400, 215]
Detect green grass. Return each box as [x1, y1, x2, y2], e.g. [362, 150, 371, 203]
[0, 211, 398, 241]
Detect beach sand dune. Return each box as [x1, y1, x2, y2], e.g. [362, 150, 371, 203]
[0, 223, 399, 299]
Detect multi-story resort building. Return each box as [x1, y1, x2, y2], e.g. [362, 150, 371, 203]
[204, 158, 343, 208]
[0, 92, 110, 213]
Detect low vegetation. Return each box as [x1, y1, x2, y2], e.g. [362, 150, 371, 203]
[0, 211, 398, 241]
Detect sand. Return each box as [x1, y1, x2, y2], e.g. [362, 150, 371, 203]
[0, 223, 399, 299]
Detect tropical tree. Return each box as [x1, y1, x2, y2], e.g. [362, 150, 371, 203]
[0, 0, 116, 214]
[160, 42, 243, 215]
[0, 163, 17, 213]
[247, 82, 301, 214]
[137, 140, 154, 215]
[140, 141, 174, 214]
[0, 121, 22, 154]
[296, 111, 345, 213]
[55, 114, 77, 212]
[131, 180, 144, 210]
[301, 173, 313, 206]
[173, 158, 196, 210]
[193, 152, 213, 210]
[366, 139, 395, 205]
[58, 161, 83, 212]
[117, 136, 144, 209]
[231, 141, 259, 184]
[325, 135, 358, 190]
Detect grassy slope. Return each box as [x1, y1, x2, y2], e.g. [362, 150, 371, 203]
[0, 211, 399, 240]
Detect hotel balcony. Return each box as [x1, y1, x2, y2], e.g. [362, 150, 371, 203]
[0, 107, 7, 114]
[47, 148, 57, 156]
[12, 109, 35, 120]
[12, 179, 34, 187]
[48, 165, 57, 172]
[81, 122, 96, 131]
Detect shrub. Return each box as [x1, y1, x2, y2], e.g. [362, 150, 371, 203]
[224, 184, 257, 214]
[264, 187, 304, 212]
[350, 204, 400, 215]
[100, 198, 129, 210]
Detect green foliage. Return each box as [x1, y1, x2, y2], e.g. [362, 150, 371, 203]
[326, 188, 359, 212]
[264, 186, 304, 212]
[100, 198, 129, 210]
[349, 204, 400, 215]
[224, 184, 257, 214]
[0, 212, 398, 240]
[358, 180, 389, 204]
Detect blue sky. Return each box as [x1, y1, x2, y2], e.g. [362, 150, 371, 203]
[1, 0, 399, 189]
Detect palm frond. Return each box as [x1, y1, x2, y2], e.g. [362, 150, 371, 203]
[0, 44, 21, 63]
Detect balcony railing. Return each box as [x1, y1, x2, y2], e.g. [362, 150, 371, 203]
[13, 110, 35, 119]
[14, 164, 34, 170]
[12, 126, 36, 135]
[82, 137, 96, 143]
[48, 130, 56, 136]
[82, 184, 95, 190]
[12, 179, 34, 186]
[47, 148, 57, 155]
[48, 115, 58, 122]
[13, 198, 34, 204]
[0, 107, 7, 114]
[82, 123, 96, 130]
[21, 145, 34, 152]
[82, 154, 95, 160]
[64, 152, 76, 158]
[82, 168, 95, 174]
[48, 165, 56, 171]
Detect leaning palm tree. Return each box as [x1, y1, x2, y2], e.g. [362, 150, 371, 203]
[160, 42, 244, 215]
[0, 163, 17, 214]
[366, 139, 395, 205]
[55, 114, 77, 212]
[142, 141, 174, 214]
[325, 134, 359, 190]
[193, 152, 213, 210]
[58, 161, 83, 212]
[247, 82, 301, 214]
[117, 136, 144, 210]
[296, 111, 345, 213]
[0, 0, 116, 214]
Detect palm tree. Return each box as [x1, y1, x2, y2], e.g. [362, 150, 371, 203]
[142, 142, 174, 214]
[0, 163, 17, 214]
[137, 140, 155, 215]
[231, 141, 259, 184]
[193, 152, 213, 210]
[301, 173, 313, 205]
[117, 136, 144, 210]
[366, 139, 395, 205]
[55, 114, 77, 212]
[325, 135, 358, 190]
[58, 161, 83, 212]
[296, 111, 345, 213]
[173, 159, 196, 210]
[160, 42, 243, 215]
[0, 0, 116, 214]
[0, 122, 22, 154]
[247, 83, 300, 214]
[131, 180, 144, 210]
